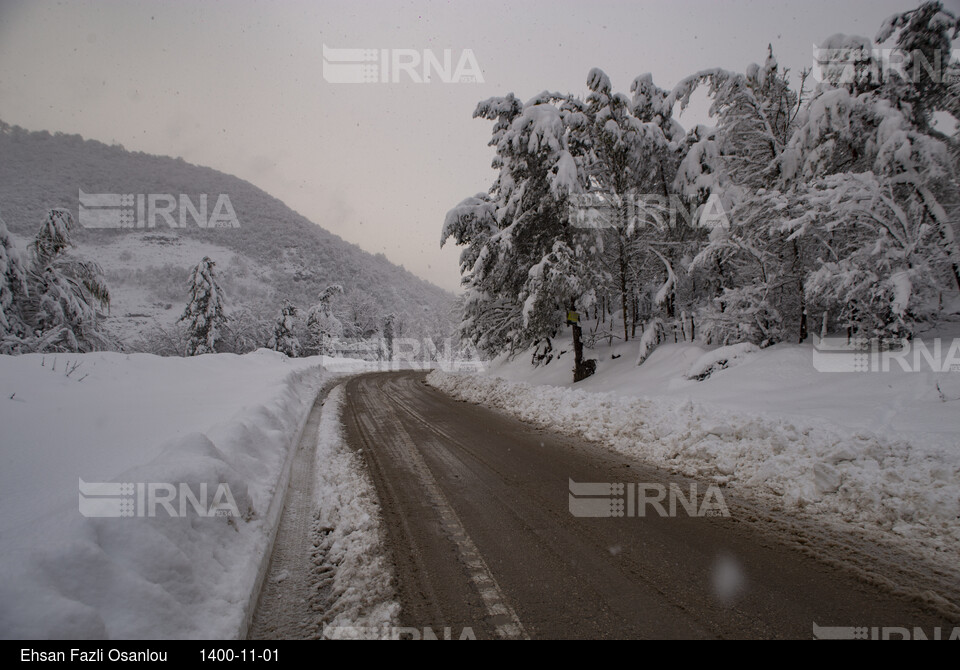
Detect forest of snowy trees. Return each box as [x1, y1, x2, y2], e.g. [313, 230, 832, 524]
[443, 1, 960, 379]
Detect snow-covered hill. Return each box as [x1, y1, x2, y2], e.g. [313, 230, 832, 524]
[0, 124, 456, 348]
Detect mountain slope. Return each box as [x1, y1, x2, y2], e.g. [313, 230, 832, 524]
[0, 123, 455, 348]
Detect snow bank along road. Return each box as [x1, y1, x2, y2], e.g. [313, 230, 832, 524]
[339, 371, 957, 639]
[249, 383, 397, 639]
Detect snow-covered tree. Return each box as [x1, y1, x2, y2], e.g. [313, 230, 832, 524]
[380, 313, 396, 360]
[218, 305, 273, 355]
[442, 193, 515, 354]
[267, 302, 301, 358]
[180, 256, 227, 356]
[5, 209, 114, 353]
[676, 50, 812, 344]
[341, 290, 381, 340]
[444, 91, 601, 380]
[582, 68, 679, 342]
[795, 171, 951, 339]
[0, 211, 27, 345]
[874, 1, 960, 132]
[782, 21, 960, 337]
[446, 3, 960, 365]
[306, 284, 343, 356]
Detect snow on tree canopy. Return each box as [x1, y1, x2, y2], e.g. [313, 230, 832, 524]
[441, 194, 497, 250]
[674, 125, 722, 199]
[814, 33, 876, 90]
[31, 208, 74, 266]
[444, 6, 960, 365]
[876, 1, 960, 44]
[587, 68, 612, 95]
[2, 208, 113, 353]
[510, 103, 566, 155]
[0, 213, 27, 335]
[630, 73, 671, 123]
[181, 256, 227, 356]
[551, 150, 580, 198]
[268, 303, 301, 358]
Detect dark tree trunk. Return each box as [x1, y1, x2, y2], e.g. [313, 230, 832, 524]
[570, 300, 593, 382]
[619, 237, 629, 343]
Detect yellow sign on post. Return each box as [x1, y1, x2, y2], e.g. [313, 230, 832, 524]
[566, 311, 579, 325]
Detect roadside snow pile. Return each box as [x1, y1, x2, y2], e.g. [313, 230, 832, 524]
[427, 370, 960, 564]
[0, 351, 329, 639]
[311, 385, 399, 636]
[685, 343, 759, 381]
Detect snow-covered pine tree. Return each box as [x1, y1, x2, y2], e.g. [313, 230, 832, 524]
[305, 284, 343, 357]
[17, 209, 113, 353]
[442, 192, 517, 355]
[444, 90, 600, 381]
[267, 302, 301, 358]
[874, 1, 960, 292]
[180, 256, 227, 356]
[0, 211, 27, 349]
[443, 93, 532, 356]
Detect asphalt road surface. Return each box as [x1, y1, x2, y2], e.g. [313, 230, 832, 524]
[341, 371, 958, 640]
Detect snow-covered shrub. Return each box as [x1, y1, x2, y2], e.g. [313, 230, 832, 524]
[685, 342, 760, 381]
[697, 286, 783, 347]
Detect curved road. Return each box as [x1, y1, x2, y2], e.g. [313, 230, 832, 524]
[341, 371, 958, 640]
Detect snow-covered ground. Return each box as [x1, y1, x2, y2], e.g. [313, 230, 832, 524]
[0, 351, 370, 639]
[428, 338, 960, 569]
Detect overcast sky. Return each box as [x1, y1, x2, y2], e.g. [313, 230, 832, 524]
[0, 0, 950, 292]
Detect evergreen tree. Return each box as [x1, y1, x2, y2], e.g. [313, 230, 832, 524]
[267, 302, 301, 358]
[444, 92, 599, 380]
[305, 284, 343, 356]
[180, 256, 227, 356]
[12, 209, 113, 353]
[0, 211, 27, 347]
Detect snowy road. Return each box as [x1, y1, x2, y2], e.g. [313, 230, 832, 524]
[341, 372, 957, 639]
